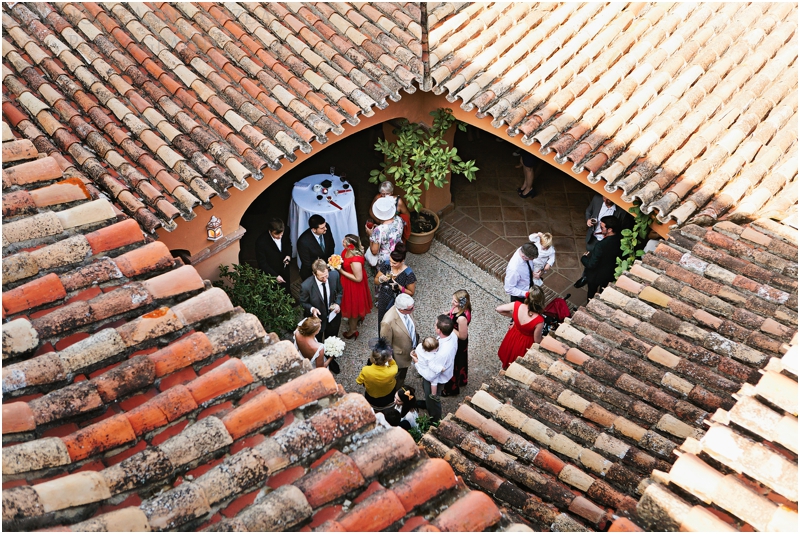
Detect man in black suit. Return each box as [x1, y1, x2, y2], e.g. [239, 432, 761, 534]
[255, 218, 292, 295]
[296, 214, 335, 281]
[299, 259, 343, 341]
[579, 215, 623, 299]
[583, 194, 632, 251]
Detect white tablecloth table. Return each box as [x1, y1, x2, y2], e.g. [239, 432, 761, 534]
[289, 174, 358, 268]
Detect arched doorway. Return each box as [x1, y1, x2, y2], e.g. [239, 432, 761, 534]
[238, 125, 384, 272]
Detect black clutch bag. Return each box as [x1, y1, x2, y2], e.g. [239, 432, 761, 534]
[320, 179, 333, 188]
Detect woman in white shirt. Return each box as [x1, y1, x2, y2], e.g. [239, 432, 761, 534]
[529, 232, 555, 286]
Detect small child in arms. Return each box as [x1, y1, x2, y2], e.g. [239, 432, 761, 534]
[412, 336, 445, 396]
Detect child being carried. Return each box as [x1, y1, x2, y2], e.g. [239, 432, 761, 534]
[411, 336, 445, 397]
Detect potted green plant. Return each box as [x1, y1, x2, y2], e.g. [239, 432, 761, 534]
[369, 108, 478, 253]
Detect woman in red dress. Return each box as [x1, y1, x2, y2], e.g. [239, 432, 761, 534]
[336, 234, 372, 340]
[496, 286, 545, 369]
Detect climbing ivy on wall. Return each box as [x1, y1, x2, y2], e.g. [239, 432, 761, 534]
[615, 202, 653, 279]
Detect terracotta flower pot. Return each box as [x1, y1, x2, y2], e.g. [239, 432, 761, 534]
[406, 208, 440, 254]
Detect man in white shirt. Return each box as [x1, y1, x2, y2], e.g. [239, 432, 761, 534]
[504, 242, 539, 302]
[411, 315, 456, 422]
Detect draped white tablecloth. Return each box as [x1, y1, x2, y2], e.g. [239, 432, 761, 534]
[288, 174, 358, 268]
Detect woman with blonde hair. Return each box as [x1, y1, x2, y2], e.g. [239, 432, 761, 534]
[440, 289, 472, 397]
[334, 234, 372, 340]
[294, 317, 332, 369]
[495, 286, 545, 369]
[528, 232, 555, 286]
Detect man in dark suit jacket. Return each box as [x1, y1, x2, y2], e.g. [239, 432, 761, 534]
[296, 214, 335, 281]
[299, 259, 343, 341]
[255, 218, 292, 294]
[580, 215, 623, 299]
[584, 194, 632, 251]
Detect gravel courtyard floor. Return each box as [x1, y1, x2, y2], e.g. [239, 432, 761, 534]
[333, 240, 511, 417]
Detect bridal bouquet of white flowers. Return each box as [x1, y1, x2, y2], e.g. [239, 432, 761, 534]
[324, 336, 345, 358]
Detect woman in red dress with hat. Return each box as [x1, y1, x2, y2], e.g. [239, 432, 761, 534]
[336, 234, 372, 340]
[496, 286, 545, 369]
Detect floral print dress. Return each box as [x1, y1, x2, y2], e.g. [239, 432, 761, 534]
[370, 216, 404, 265]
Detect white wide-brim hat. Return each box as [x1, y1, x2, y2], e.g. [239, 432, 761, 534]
[372, 196, 397, 221]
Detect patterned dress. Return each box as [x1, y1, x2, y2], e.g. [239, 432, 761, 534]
[376, 263, 416, 330]
[370, 215, 404, 265]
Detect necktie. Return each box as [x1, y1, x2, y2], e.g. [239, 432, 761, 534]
[318, 233, 324, 251]
[402, 313, 415, 342]
[321, 281, 328, 310]
[526, 260, 533, 289]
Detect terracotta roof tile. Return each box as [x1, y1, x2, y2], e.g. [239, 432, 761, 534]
[428, 216, 795, 530]
[1, 138, 37, 162]
[293, 450, 365, 509]
[4, 5, 799, 532]
[431, 490, 503, 532]
[2, 273, 67, 316]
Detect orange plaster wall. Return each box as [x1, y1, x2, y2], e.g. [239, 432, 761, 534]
[158, 89, 672, 269]
[156, 91, 456, 257]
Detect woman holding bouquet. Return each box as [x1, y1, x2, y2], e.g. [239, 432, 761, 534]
[336, 234, 372, 340]
[294, 317, 331, 370]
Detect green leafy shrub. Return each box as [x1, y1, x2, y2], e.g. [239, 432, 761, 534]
[408, 412, 440, 443]
[214, 263, 299, 338]
[369, 108, 478, 213]
[615, 202, 653, 279]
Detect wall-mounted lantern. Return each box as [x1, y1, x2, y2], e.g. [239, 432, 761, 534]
[206, 216, 223, 241]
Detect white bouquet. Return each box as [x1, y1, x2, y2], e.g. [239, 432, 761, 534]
[324, 336, 345, 358]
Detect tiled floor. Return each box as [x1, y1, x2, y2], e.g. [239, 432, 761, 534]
[442, 130, 597, 310]
[241, 126, 597, 310]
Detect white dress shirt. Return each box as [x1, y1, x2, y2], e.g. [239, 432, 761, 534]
[436, 333, 459, 384]
[414, 343, 448, 385]
[317, 279, 330, 307]
[594, 203, 616, 241]
[504, 248, 535, 297]
[528, 234, 556, 287]
[272, 235, 282, 251]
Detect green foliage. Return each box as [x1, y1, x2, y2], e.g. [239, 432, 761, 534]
[369, 108, 478, 212]
[408, 412, 440, 443]
[615, 202, 653, 279]
[214, 263, 299, 338]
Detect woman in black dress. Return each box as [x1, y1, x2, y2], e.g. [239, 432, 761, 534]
[440, 289, 471, 397]
[374, 243, 416, 333]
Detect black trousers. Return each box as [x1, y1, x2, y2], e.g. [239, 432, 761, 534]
[315, 313, 342, 342]
[422, 379, 442, 422]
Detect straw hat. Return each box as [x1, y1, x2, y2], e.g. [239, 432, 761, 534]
[372, 196, 397, 221]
